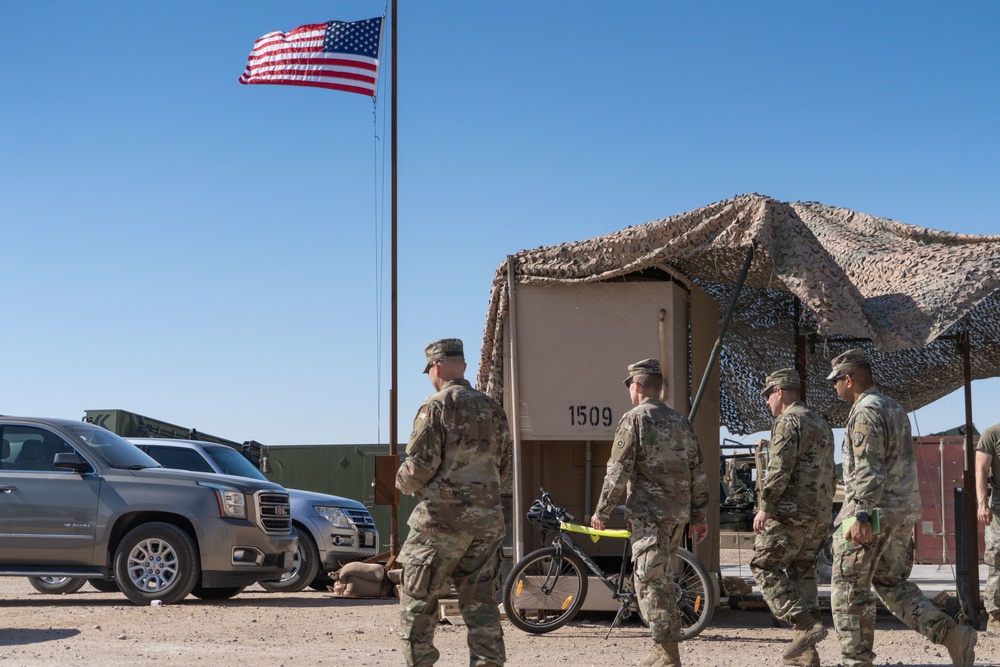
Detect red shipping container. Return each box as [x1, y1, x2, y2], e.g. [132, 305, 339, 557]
[912, 436, 985, 565]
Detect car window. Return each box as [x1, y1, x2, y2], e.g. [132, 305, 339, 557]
[142, 446, 215, 474]
[0, 425, 77, 472]
[203, 446, 269, 481]
[63, 423, 161, 469]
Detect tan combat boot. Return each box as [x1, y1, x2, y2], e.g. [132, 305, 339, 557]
[782, 613, 827, 660]
[783, 646, 820, 667]
[940, 622, 976, 667]
[987, 611, 1000, 638]
[638, 641, 681, 667]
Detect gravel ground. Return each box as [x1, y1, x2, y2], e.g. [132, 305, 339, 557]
[1, 569, 997, 666]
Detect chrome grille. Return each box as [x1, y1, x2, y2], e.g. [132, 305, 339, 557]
[347, 508, 376, 528]
[256, 491, 292, 534]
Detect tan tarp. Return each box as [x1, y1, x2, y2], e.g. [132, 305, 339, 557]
[477, 194, 1000, 434]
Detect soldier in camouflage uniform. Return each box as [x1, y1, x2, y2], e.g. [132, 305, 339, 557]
[750, 368, 834, 667]
[828, 349, 976, 667]
[975, 421, 1000, 636]
[590, 359, 709, 667]
[396, 338, 512, 667]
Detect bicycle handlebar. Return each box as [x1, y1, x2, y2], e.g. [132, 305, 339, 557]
[537, 488, 574, 522]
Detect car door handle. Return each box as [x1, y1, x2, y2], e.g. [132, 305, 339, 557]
[0, 485, 16, 493]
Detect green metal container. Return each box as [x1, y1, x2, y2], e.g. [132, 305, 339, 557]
[258, 443, 417, 547]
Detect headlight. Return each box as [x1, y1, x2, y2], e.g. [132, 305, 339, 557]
[315, 506, 352, 529]
[199, 482, 247, 519]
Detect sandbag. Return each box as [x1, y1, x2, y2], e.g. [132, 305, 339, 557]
[344, 578, 384, 597]
[337, 562, 385, 582]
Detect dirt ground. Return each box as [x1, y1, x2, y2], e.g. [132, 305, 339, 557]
[1, 556, 998, 667]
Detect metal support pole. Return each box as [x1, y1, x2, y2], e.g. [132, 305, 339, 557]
[961, 325, 982, 621]
[689, 242, 756, 422]
[954, 487, 975, 624]
[506, 257, 525, 563]
[388, 0, 399, 558]
[659, 309, 668, 402]
[794, 297, 808, 402]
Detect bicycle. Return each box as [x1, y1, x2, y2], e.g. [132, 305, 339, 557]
[502, 489, 716, 639]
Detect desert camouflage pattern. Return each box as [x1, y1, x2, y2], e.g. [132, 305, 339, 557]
[758, 402, 835, 519]
[836, 388, 922, 525]
[397, 378, 512, 538]
[397, 530, 504, 667]
[593, 398, 708, 644]
[476, 194, 1000, 434]
[832, 522, 956, 667]
[633, 522, 686, 643]
[593, 398, 709, 527]
[985, 516, 1000, 616]
[977, 422, 1000, 614]
[751, 401, 834, 623]
[751, 514, 829, 623]
[396, 377, 511, 667]
[831, 388, 957, 667]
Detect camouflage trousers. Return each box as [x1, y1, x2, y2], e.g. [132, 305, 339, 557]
[831, 521, 955, 667]
[985, 513, 1000, 615]
[397, 529, 505, 667]
[632, 521, 686, 643]
[749, 514, 829, 623]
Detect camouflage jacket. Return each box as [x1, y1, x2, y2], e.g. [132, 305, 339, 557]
[396, 378, 512, 538]
[975, 422, 1000, 508]
[837, 387, 922, 525]
[594, 398, 709, 528]
[759, 401, 835, 520]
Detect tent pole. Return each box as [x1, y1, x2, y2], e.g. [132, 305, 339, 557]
[689, 241, 756, 422]
[961, 323, 982, 621]
[506, 257, 525, 563]
[794, 297, 808, 402]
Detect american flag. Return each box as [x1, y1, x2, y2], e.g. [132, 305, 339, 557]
[239, 17, 384, 97]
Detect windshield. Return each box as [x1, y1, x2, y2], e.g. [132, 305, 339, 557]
[204, 445, 268, 481]
[66, 423, 162, 469]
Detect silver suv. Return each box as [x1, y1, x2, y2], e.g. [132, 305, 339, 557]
[130, 438, 379, 592]
[0, 417, 296, 604]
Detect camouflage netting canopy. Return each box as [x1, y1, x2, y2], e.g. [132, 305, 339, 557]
[477, 194, 1000, 434]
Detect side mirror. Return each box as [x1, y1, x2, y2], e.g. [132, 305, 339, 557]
[54, 452, 90, 474]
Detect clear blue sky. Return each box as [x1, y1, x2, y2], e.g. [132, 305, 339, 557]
[2, 1, 998, 446]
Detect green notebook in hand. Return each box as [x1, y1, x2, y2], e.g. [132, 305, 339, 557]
[842, 509, 881, 540]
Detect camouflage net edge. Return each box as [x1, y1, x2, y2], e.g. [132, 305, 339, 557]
[477, 194, 1000, 434]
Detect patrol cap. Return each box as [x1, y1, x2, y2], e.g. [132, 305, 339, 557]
[825, 348, 871, 380]
[423, 338, 464, 373]
[623, 358, 662, 386]
[761, 368, 800, 397]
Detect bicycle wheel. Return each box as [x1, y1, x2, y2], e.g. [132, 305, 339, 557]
[672, 547, 716, 639]
[503, 546, 588, 633]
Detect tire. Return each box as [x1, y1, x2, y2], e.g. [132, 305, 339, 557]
[87, 577, 120, 593]
[502, 546, 588, 633]
[190, 584, 246, 600]
[672, 547, 716, 639]
[308, 571, 334, 592]
[27, 576, 87, 595]
[260, 528, 320, 593]
[114, 522, 200, 605]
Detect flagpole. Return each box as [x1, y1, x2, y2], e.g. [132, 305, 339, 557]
[388, 0, 399, 558]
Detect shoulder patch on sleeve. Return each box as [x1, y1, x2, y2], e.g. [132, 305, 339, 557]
[852, 430, 866, 456]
